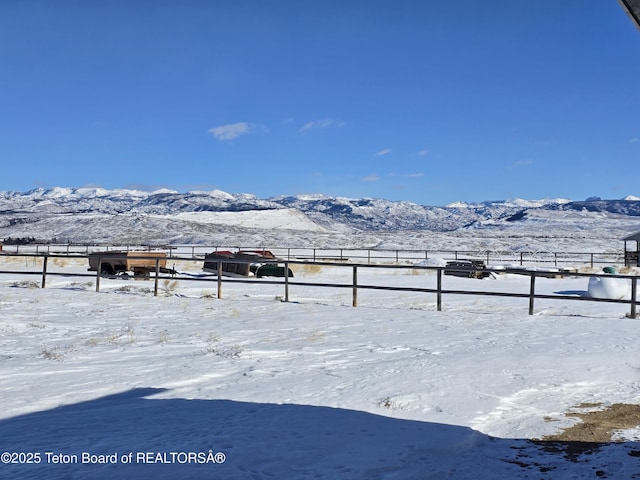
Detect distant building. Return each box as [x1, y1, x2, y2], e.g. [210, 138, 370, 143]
[624, 231, 640, 267]
[619, 0, 640, 30]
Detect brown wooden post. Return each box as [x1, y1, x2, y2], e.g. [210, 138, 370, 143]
[41, 255, 48, 289]
[437, 268, 442, 311]
[352, 266, 358, 307]
[153, 258, 160, 297]
[217, 261, 222, 299]
[631, 277, 637, 319]
[284, 262, 290, 302]
[95, 256, 102, 292]
[528, 272, 536, 315]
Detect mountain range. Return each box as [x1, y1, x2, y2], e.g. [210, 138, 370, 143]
[1, 187, 639, 250]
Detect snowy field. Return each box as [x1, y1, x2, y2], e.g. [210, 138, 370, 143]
[1, 255, 640, 479]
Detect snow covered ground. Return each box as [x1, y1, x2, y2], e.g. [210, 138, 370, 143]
[1, 255, 639, 479]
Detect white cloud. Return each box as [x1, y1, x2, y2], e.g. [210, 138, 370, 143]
[299, 119, 343, 134]
[389, 172, 424, 178]
[630, 137, 639, 143]
[208, 122, 256, 141]
[512, 159, 533, 167]
[375, 148, 392, 157]
[416, 149, 430, 156]
[362, 174, 380, 182]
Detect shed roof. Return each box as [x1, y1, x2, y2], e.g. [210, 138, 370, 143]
[623, 231, 640, 242]
[619, 0, 640, 31]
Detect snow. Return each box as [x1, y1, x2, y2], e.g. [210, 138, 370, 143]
[171, 209, 328, 232]
[204, 189, 236, 199]
[445, 198, 572, 209]
[1, 253, 639, 479]
[3, 187, 640, 248]
[25, 187, 156, 200]
[588, 275, 632, 300]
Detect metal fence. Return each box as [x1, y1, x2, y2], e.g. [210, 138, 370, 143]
[0, 243, 628, 269]
[0, 251, 637, 318]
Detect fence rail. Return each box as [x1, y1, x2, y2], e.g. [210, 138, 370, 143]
[0, 243, 630, 269]
[0, 251, 637, 318]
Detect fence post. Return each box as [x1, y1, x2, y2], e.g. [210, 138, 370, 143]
[217, 261, 222, 299]
[352, 266, 358, 307]
[153, 258, 160, 297]
[437, 268, 442, 311]
[528, 272, 536, 315]
[631, 277, 637, 319]
[41, 255, 48, 288]
[520, 252, 523, 266]
[284, 262, 290, 302]
[95, 257, 102, 292]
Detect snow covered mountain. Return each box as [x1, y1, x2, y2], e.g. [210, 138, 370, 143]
[1, 187, 639, 248]
[0, 187, 279, 216]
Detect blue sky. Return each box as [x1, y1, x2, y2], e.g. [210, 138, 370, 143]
[1, 1, 639, 206]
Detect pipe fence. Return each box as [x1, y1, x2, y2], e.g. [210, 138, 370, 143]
[0, 251, 637, 318]
[0, 243, 628, 269]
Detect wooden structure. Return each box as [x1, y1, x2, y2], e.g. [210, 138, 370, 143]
[203, 250, 293, 278]
[444, 260, 490, 279]
[203, 251, 260, 277]
[619, 0, 640, 31]
[88, 251, 170, 277]
[624, 232, 640, 267]
[0, 251, 637, 317]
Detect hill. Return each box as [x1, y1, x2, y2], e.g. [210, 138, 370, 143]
[1, 188, 639, 251]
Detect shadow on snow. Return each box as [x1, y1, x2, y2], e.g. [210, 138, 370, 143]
[1, 388, 639, 479]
